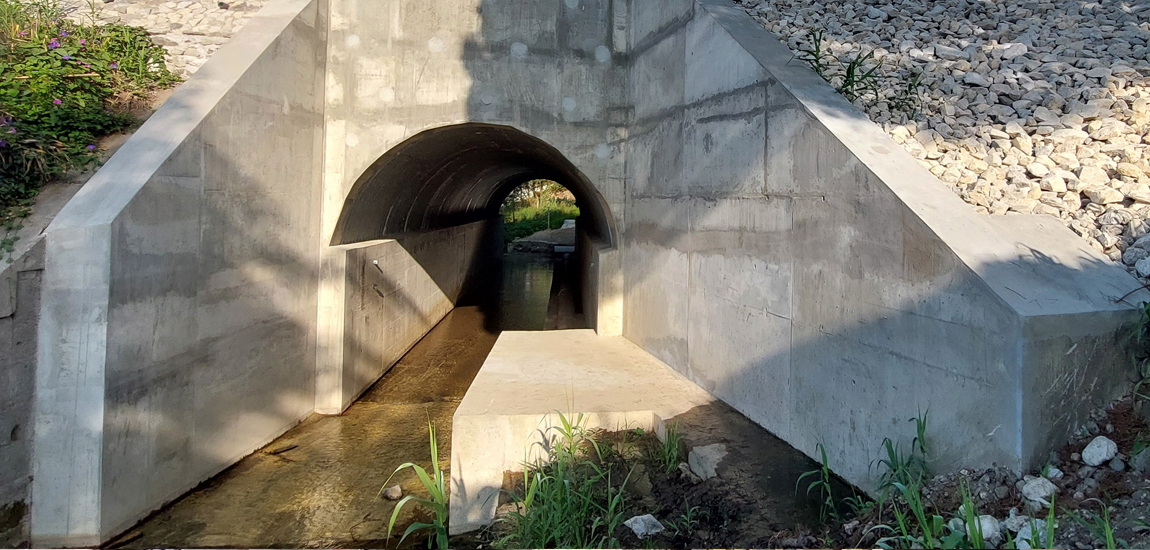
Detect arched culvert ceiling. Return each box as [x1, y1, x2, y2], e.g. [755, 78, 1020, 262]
[332, 123, 616, 247]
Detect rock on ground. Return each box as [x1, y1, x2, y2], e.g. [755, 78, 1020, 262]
[688, 443, 727, 480]
[736, 0, 1150, 280]
[380, 484, 402, 500]
[1082, 435, 1119, 466]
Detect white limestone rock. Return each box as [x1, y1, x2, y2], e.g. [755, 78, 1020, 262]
[1020, 476, 1057, 506]
[1082, 436, 1119, 466]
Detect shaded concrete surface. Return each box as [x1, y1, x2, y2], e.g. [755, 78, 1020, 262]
[108, 256, 553, 548]
[546, 255, 587, 330]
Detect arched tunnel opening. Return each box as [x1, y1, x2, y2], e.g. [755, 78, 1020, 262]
[333, 122, 617, 334]
[318, 124, 619, 538]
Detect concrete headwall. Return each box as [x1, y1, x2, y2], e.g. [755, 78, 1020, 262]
[314, 0, 630, 411]
[338, 221, 496, 408]
[29, 0, 327, 544]
[0, 241, 42, 548]
[622, 0, 1146, 489]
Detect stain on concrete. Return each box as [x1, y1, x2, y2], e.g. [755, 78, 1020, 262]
[0, 500, 28, 548]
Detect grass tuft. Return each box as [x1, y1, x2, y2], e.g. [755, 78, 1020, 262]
[493, 411, 632, 549]
[382, 416, 448, 549]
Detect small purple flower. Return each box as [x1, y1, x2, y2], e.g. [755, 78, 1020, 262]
[79, 39, 85, 45]
[59, 30, 67, 37]
[52, 99, 61, 105]
[0, 140, 7, 148]
[48, 38, 59, 49]
[61, 54, 70, 60]
[109, 62, 118, 69]
[7, 128, 16, 134]
[82, 63, 90, 68]
[86, 144, 96, 151]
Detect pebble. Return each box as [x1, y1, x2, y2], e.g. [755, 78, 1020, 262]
[1017, 519, 1048, 549]
[381, 484, 402, 500]
[739, 0, 1150, 277]
[967, 514, 1002, 545]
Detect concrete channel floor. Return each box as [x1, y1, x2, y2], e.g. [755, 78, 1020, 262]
[109, 255, 555, 549]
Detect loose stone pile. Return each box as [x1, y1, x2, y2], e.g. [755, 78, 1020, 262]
[59, 0, 266, 78]
[737, 0, 1150, 277]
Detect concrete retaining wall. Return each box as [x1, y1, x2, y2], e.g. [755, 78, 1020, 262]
[338, 221, 496, 408]
[0, 241, 42, 548]
[29, 0, 327, 544]
[578, 225, 622, 336]
[622, 0, 1146, 489]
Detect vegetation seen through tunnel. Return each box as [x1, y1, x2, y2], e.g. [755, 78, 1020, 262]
[500, 179, 579, 242]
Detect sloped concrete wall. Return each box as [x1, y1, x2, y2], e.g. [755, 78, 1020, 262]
[623, 0, 1146, 489]
[30, 0, 327, 544]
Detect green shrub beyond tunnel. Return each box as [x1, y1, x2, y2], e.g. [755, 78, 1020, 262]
[501, 179, 580, 242]
[0, 0, 177, 229]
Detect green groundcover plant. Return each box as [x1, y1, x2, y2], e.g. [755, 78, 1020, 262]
[0, 0, 176, 224]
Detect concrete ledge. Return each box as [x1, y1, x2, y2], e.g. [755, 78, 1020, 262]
[449, 330, 715, 534]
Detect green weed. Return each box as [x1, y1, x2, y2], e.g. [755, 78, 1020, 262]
[796, 442, 836, 522]
[652, 422, 683, 474]
[494, 411, 632, 549]
[382, 417, 448, 549]
[875, 410, 931, 493]
[0, 0, 177, 224]
[794, 27, 920, 117]
[1068, 498, 1125, 549]
[664, 501, 706, 538]
[1021, 497, 1058, 550]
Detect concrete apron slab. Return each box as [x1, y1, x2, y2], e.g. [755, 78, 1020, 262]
[448, 329, 716, 535]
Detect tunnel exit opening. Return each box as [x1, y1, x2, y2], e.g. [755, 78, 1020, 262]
[331, 123, 618, 340]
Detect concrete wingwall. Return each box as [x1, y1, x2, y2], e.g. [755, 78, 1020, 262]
[29, 0, 327, 544]
[622, 0, 1147, 489]
[338, 221, 498, 408]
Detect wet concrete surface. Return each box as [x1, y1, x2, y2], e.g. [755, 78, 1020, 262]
[110, 254, 555, 549]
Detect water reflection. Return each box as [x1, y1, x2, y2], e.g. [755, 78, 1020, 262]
[495, 253, 554, 331]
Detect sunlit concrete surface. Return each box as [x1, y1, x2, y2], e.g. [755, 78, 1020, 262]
[449, 329, 716, 534]
[7, 0, 1148, 543]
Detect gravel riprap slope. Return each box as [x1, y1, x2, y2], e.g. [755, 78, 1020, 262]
[738, 0, 1150, 277]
